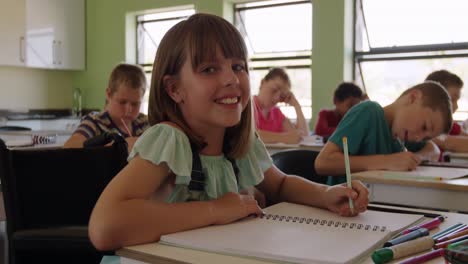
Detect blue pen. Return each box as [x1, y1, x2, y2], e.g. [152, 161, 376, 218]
[384, 228, 429, 247]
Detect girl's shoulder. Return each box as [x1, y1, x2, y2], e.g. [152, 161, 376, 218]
[129, 122, 192, 176]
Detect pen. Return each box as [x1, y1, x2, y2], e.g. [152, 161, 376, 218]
[399, 248, 444, 264]
[403, 130, 408, 152]
[400, 216, 444, 235]
[434, 224, 468, 241]
[120, 118, 132, 137]
[432, 223, 465, 240]
[384, 228, 429, 247]
[342, 137, 354, 214]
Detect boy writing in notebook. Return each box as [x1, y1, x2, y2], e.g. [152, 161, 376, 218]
[315, 81, 453, 185]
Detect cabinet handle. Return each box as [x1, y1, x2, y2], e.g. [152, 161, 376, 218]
[19, 36, 25, 63]
[58, 41, 62, 65]
[52, 40, 57, 65]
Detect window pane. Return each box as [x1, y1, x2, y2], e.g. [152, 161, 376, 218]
[250, 68, 312, 119]
[359, 58, 468, 120]
[362, 0, 468, 48]
[137, 9, 194, 65]
[236, 2, 312, 54]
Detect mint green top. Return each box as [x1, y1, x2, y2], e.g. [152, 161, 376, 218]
[101, 124, 272, 264]
[327, 101, 403, 185]
[128, 123, 273, 202]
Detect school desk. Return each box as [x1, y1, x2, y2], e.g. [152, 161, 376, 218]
[352, 170, 468, 212]
[450, 152, 468, 164]
[117, 204, 468, 264]
[265, 135, 324, 155]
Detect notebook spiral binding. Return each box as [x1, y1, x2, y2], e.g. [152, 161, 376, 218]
[260, 213, 387, 232]
[31, 134, 57, 145]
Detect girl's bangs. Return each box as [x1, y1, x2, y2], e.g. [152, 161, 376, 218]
[188, 19, 247, 69]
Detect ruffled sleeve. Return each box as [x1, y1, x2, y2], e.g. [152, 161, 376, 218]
[129, 124, 192, 185]
[236, 136, 273, 189]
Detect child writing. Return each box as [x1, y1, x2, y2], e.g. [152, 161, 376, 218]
[314, 82, 364, 137]
[89, 14, 369, 255]
[64, 63, 150, 151]
[426, 70, 468, 153]
[253, 68, 309, 144]
[315, 81, 453, 185]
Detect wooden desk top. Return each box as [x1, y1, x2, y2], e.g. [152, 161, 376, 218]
[353, 171, 468, 192]
[118, 205, 468, 264]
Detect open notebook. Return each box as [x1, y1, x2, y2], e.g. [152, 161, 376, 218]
[160, 202, 424, 264]
[355, 166, 468, 181]
[266, 135, 324, 149]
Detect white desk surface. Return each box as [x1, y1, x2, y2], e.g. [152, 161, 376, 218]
[118, 205, 468, 264]
[353, 169, 468, 212]
[265, 136, 324, 154]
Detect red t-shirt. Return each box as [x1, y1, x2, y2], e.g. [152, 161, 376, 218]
[314, 109, 342, 137]
[253, 96, 286, 132]
[450, 122, 462, 135]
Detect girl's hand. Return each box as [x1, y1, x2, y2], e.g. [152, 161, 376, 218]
[324, 180, 369, 217]
[211, 192, 263, 225]
[281, 91, 299, 107]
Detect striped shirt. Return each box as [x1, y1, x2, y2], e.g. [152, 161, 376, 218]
[74, 111, 149, 139]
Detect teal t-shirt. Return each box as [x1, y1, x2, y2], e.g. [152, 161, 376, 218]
[327, 101, 403, 185]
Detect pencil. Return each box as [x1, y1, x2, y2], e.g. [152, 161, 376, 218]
[120, 118, 132, 137]
[342, 137, 354, 214]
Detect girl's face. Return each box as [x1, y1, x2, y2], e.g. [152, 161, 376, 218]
[392, 91, 445, 142]
[173, 49, 250, 131]
[258, 77, 290, 108]
[106, 85, 143, 123]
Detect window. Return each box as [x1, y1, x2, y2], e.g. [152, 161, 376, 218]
[234, 0, 312, 119]
[136, 8, 195, 113]
[355, 0, 468, 121]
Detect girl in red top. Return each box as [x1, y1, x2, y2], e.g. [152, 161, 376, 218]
[253, 68, 309, 144]
[314, 82, 364, 137]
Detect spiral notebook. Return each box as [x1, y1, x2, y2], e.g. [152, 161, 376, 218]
[160, 202, 424, 264]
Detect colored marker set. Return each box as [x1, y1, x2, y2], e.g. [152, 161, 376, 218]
[372, 219, 468, 264]
[372, 216, 445, 264]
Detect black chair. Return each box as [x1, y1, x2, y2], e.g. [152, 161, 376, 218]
[271, 149, 328, 184]
[0, 133, 128, 264]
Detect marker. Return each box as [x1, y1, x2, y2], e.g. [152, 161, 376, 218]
[342, 137, 354, 214]
[399, 248, 444, 264]
[432, 223, 465, 240]
[433, 234, 468, 249]
[384, 228, 429, 247]
[435, 226, 468, 243]
[447, 237, 468, 250]
[400, 216, 444, 235]
[372, 236, 434, 264]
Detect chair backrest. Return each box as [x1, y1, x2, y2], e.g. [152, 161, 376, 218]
[0, 137, 128, 238]
[271, 149, 327, 184]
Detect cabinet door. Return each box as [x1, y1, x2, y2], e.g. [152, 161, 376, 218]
[24, 0, 84, 70]
[54, 0, 85, 70]
[25, 0, 57, 69]
[0, 0, 26, 66]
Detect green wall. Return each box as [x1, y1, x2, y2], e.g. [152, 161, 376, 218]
[73, 0, 353, 129]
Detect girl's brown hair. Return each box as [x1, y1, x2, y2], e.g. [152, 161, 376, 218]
[263, 67, 291, 87]
[148, 13, 253, 158]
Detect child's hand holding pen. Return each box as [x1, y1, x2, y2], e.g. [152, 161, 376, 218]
[323, 180, 369, 217]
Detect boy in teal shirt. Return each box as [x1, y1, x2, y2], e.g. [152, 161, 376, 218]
[315, 81, 453, 185]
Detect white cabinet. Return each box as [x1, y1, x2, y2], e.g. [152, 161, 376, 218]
[0, 0, 26, 66]
[0, 0, 85, 70]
